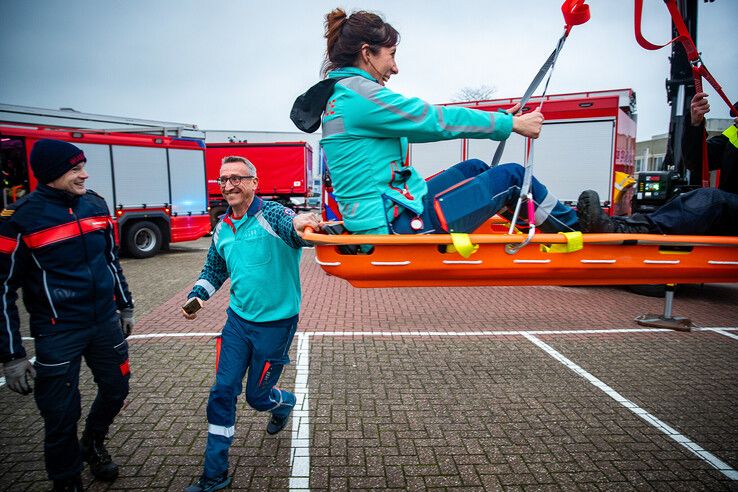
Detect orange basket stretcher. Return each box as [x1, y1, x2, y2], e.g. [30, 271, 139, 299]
[303, 229, 738, 289]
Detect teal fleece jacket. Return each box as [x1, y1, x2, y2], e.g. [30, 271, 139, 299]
[315, 67, 513, 234]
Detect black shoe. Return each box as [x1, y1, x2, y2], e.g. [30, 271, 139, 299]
[266, 413, 290, 435]
[322, 223, 360, 255]
[51, 475, 84, 491]
[576, 190, 652, 234]
[79, 431, 119, 482]
[184, 472, 232, 492]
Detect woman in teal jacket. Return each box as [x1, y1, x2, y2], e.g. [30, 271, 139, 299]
[292, 8, 579, 236]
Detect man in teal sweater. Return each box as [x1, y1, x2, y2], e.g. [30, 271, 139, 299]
[182, 156, 320, 492]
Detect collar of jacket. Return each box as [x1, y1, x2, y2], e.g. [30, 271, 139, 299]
[328, 66, 377, 83]
[35, 183, 81, 206]
[222, 196, 264, 232]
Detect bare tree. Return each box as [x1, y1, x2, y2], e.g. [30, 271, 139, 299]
[452, 85, 497, 102]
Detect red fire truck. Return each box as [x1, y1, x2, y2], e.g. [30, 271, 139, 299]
[205, 142, 313, 227]
[0, 125, 211, 258]
[412, 88, 637, 214]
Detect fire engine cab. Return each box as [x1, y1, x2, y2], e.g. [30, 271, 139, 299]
[0, 124, 211, 258]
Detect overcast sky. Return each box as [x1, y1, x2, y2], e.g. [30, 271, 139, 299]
[1, 0, 736, 142]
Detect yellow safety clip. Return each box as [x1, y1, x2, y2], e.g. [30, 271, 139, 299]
[540, 231, 583, 253]
[447, 233, 479, 259]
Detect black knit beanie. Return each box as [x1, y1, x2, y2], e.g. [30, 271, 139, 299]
[30, 139, 86, 184]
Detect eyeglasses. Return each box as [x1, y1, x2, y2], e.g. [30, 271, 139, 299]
[217, 175, 255, 186]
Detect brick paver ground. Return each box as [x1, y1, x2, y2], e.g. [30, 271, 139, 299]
[2, 241, 737, 491]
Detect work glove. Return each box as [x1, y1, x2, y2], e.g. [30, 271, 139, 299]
[120, 308, 135, 338]
[3, 358, 36, 395]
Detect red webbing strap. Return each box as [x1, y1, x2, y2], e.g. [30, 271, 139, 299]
[561, 0, 590, 35]
[634, 0, 694, 56]
[693, 69, 710, 187]
[634, 0, 738, 188]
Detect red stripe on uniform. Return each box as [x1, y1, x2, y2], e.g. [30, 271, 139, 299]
[0, 235, 19, 254]
[258, 361, 272, 386]
[120, 359, 130, 376]
[23, 216, 110, 249]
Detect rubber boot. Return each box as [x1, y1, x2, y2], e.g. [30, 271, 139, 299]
[79, 431, 119, 481]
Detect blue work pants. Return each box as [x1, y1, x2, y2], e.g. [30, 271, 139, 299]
[391, 160, 578, 234]
[645, 188, 738, 236]
[203, 309, 298, 478]
[33, 316, 129, 481]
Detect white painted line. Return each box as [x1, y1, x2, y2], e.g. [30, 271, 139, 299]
[643, 259, 680, 264]
[522, 333, 738, 481]
[513, 259, 551, 264]
[704, 328, 738, 341]
[127, 332, 221, 340]
[442, 260, 483, 265]
[16, 327, 737, 346]
[708, 261, 738, 265]
[580, 259, 617, 264]
[289, 333, 311, 492]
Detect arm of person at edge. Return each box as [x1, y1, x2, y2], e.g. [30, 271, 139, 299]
[182, 239, 229, 320]
[100, 199, 135, 335]
[0, 213, 36, 394]
[261, 201, 322, 248]
[338, 82, 542, 142]
[683, 92, 729, 177]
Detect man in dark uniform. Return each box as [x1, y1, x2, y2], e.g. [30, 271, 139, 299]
[683, 93, 738, 194]
[0, 139, 135, 491]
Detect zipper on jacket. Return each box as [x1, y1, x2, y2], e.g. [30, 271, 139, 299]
[71, 207, 98, 322]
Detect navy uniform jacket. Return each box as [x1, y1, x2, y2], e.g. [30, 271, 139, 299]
[0, 184, 133, 363]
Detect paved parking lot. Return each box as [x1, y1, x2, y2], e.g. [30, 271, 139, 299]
[1, 238, 737, 491]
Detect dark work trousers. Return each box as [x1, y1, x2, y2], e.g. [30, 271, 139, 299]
[32, 315, 130, 480]
[390, 159, 578, 234]
[644, 188, 738, 236]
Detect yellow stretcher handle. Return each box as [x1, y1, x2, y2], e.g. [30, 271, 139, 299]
[448, 233, 479, 258]
[540, 231, 583, 253]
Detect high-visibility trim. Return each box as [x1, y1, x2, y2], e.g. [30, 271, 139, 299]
[208, 423, 235, 438]
[23, 216, 110, 249]
[723, 125, 738, 149]
[534, 193, 558, 225]
[195, 279, 216, 296]
[448, 233, 479, 259]
[30, 253, 58, 319]
[540, 231, 584, 253]
[2, 234, 22, 358]
[0, 235, 19, 254]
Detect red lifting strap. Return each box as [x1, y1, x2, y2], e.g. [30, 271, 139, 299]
[561, 0, 590, 35]
[634, 0, 737, 115]
[634, 0, 738, 187]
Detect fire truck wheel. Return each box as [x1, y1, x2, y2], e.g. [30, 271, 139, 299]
[125, 221, 162, 259]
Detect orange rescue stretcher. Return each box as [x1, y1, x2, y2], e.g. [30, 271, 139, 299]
[304, 228, 738, 289]
[302, 225, 738, 331]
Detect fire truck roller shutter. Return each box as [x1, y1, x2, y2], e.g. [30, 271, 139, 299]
[466, 120, 617, 205]
[169, 149, 208, 216]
